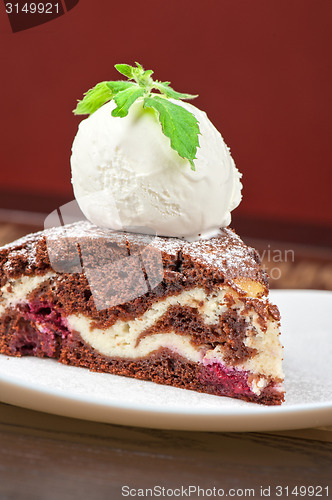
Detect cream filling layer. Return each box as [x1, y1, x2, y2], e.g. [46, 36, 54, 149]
[203, 310, 284, 380]
[0, 273, 56, 315]
[69, 314, 203, 362]
[66, 288, 284, 386]
[245, 319, 284, 378]
[67, 287, 229, 363]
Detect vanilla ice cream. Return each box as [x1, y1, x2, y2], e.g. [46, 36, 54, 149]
[71, 99, 242, 240]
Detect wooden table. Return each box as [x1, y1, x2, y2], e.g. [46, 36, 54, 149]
[0, 221, 331, 499]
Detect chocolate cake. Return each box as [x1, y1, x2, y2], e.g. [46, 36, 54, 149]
[0, 220, 285, 405]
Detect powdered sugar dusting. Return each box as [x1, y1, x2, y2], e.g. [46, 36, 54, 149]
[1, 238, 40, 271]
[1, 221, 262, 282]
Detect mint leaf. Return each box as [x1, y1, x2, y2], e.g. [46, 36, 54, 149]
[114, 64, 135, 79]
[106, 81, 136, 93]
[74, 82, 113, 115]
[112, 87, 145, 117]
[143, 96, 200, 170]
[134, 62, 143, 71]
[154, 81, 197, 101]
[143, 69, 154, 78]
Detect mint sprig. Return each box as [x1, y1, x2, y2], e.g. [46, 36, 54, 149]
[144, 96, 200, 170]
[73, 62, 200, 170]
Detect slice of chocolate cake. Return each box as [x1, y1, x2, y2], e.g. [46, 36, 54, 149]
[0, 220, 284, 405]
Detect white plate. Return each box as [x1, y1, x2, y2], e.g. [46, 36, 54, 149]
[0, 290, 331, 432]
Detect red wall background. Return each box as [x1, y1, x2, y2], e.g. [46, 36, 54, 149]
[1, 0, 331, 226]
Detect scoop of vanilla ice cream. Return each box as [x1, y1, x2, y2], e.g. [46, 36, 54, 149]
[70, 99, 242, 240]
